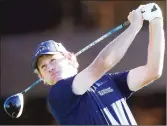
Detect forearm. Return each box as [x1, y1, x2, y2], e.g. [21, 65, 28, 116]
[73, 25, 140, 95]
[146, 18, 165, 76]
[96, 24, 139, 70]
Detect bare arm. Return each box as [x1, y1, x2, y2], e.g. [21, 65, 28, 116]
[72, 9, 143, 95]
[127, 18, 165, 91]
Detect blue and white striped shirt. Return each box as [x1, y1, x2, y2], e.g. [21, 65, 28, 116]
[48, 71, 137, 125]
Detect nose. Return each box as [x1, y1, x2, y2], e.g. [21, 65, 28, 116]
[47, 65, 55, 73]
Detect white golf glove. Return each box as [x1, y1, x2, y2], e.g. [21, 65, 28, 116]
[140, 3, 163, 22]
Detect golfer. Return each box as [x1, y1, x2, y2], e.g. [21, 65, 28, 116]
[31, 3, 165, 125]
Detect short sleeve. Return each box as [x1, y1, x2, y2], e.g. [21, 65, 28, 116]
[48, 75, 82, 116]
[107, 71, 134, 99]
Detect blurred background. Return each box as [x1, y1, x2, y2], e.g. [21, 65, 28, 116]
[1, 0, 166, 125]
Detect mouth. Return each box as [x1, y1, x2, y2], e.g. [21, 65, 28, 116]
[51, 71, 61, 79]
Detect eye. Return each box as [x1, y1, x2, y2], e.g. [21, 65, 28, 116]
[51, 58, 56, 62]
[41, 64, 46, 69]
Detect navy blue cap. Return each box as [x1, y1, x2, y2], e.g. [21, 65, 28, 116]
[32, 40, 67, 70]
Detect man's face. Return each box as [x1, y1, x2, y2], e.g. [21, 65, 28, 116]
[37, 53, 77, 85]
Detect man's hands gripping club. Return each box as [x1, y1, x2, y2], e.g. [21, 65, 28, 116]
[128, 3, 163, 25]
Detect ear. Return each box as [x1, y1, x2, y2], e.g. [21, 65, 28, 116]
[68, 52, 79, 69]
[64, 52, 73, 61]
[38, 69, 44, 80]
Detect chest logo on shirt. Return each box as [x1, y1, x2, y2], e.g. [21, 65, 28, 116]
[97, 87, 113, 96]
[96, 80, 108, 87]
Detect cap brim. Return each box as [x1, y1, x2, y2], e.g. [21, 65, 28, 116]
[32, 52, 60, 70]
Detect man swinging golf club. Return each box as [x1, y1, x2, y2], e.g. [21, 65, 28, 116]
[32, 3, 165, 125]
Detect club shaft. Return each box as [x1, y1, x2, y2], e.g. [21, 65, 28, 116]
[75, 20, 130, 56]
[21, 79, 42, 94]
[21, 20, 130, 94]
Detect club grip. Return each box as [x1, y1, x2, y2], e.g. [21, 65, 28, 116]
[123, 20, 130, 27]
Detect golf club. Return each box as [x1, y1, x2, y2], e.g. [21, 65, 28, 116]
[4, 20, 130, 118]
[4, 79, 42, 118]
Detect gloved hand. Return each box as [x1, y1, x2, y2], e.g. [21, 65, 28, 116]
[140, 3, 163, 22]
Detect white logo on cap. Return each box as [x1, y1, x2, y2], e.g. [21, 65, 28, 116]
[35, 45, 50, 56]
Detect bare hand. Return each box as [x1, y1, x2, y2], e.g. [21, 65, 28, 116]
[128, 5, 144, 31]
